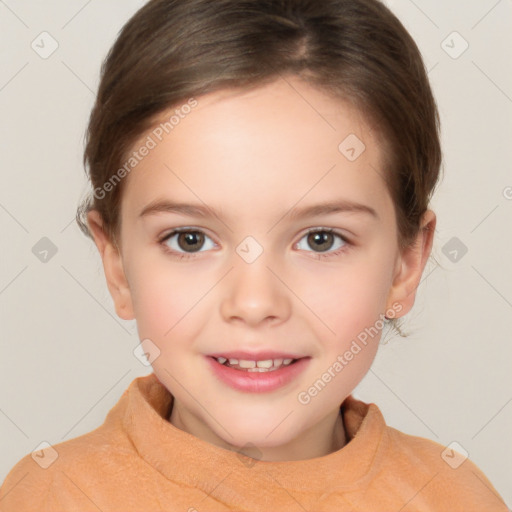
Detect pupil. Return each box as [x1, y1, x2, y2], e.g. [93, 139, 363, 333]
[309, 231, 332, 252]
[179, 232, 204, 252]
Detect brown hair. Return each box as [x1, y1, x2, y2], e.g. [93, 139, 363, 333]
[77, 0, 442, 254]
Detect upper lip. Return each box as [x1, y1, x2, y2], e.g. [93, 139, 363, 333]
[208, 351, 308, 360]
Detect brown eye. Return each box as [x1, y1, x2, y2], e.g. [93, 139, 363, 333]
[296, 229, 348, 256]
[176, 231, 205, 252]
[161, 229, 215, 256]
[307, 231, 335, 252]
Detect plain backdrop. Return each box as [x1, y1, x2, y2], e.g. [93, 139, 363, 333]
[1, 0, 511, 506]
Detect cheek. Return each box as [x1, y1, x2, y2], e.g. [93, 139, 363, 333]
[128, 260, 202, 341]
[302, 256, 394, 343]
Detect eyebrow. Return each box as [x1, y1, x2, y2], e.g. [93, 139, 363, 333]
[138, 199, 379, 221]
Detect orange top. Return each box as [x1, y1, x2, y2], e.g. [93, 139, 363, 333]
[0, 373, 507, 511]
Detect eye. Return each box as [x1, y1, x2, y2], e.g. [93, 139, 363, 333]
[295, 228, 350, 259]
[159, 228, 216, 259]
[158, 227, 351, 261]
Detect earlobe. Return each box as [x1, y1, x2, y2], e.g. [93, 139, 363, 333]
[386, 210, 436, 317]
[87, 210, 135, 321]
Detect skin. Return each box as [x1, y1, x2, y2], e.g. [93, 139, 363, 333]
[87, 75, 436, 462]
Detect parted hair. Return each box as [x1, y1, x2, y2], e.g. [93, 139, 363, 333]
[76, 0, 442, 254]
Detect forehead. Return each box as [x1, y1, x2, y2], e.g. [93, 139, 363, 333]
[121, 77, 391, 221]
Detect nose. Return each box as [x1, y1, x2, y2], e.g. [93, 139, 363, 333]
[219, 253, 291, 327]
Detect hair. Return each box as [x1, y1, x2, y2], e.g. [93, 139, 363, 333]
[76, 0, 442, 333]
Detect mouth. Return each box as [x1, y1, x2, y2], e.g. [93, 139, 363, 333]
[209, 355, 300, 372]
[205, 352, 311, 393]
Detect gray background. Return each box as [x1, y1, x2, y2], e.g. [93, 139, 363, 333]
[1, 0, 511, 506]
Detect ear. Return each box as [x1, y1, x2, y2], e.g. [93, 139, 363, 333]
[386, 209, 436, 317]
[87, 210, 135, 320]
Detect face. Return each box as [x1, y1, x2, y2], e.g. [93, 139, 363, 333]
[89, 76, 435, 461]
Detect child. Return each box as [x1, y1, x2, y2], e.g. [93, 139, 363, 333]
[0, 0, 508, 510]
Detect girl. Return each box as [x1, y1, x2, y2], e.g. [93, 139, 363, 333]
[1, 0, 508, 510]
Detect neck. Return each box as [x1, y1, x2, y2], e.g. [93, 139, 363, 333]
[169, 401, 347, 462]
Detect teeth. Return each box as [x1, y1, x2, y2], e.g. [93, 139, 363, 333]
[238, 360, 256, 369]
[215, 356, 297, 371]
[256, 359, 273, 368]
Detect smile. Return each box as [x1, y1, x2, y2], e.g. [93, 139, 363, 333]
[214, 357, 297, 372]
[206, 355, 310, 393]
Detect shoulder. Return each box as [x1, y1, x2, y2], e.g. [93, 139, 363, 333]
[0, 409, 138, 511]
[377, 424, 508, 510]
[0, 373, 169, 511]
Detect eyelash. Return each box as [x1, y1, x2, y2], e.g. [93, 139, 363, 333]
[157, 227, 352, 261]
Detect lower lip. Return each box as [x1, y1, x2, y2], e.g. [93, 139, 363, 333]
[206, 356, 310, 393]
